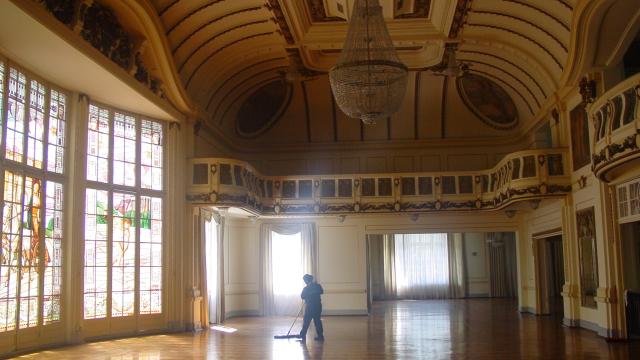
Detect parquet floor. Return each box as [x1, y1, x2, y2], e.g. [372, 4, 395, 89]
[12, 299, 640, 359]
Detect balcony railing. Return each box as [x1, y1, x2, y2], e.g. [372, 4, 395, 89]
[187, 149, 571, 215]
[590, 73, 640, 182]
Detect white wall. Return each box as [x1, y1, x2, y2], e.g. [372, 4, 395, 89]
[222, 211, 519, 316]
[464, 233, 490, 296]
[223, 219, 260, 317]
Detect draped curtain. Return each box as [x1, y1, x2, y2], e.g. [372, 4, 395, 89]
[488, 232, 517, 298]
[447, 233, 467, 298]
[260, 223, 317, 316]
[378, 233, 466, 300]
[200, 210, 225, 326]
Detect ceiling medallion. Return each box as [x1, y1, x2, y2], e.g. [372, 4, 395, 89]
[329, 0, 408, 125]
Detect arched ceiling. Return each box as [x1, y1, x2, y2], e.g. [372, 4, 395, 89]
[150, 0, 576, 150]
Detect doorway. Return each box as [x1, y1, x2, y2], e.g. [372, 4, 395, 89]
[621, 221, 640, 338]
[534, 234, 564, 317]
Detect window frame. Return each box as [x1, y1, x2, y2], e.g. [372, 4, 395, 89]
[82, 101, 166, 325]
[0, 56, 70, 335]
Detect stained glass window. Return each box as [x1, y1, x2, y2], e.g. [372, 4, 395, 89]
[87, 105, 110, 183]
[141, 120, 163, 190]
[43, 181, 63, 324]
[1, 171, 22, 331]
[47, 90, 66, 174]
[113, 113, 136, 187]
[111, 192, 136, 317]
[6, 68, 26, 163]
[0, 62, 66, 333]
[84, 104, 164, 320]
[27, 80, 45, 169]
[0, 61, 5, 140]
[139, 196, 162, 314]
[83, 189, 108, 319]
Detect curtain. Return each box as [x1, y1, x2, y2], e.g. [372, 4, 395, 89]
[260, 223, 316, 316]
[205, 215, 217, 323]
[447, 233, 467, 298]
[216, 215, 226, 322]
[196, 209, 208, 329]
[488, 232, 517, 298]
[393, 233, 450, 299]
[382, 234, 396, 299]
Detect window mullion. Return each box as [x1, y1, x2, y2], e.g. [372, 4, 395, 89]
[107, 109, 114, 320]
[1, 60, 8, 159]
[37, 86, 51, 327]
[135, 117, 141, 318]
[14, 170, 26, 330]
[21, 74, 30, 167]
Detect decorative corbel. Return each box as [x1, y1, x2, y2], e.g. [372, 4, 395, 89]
[579, 77, 596, 104]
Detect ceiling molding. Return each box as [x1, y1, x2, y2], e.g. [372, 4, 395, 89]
[462, 59, 541, 107]
[185, 31, 275, 88]
[502, 0, 570, 32]
[457, 50, 548, 98]
[469, 10, 568, 53]
[172, 6, 264, 54]
[205, 56, 287, 110]
[166, 0, 227, 35]
[178, 20, 270, 72]
[464, 22, 564, 70]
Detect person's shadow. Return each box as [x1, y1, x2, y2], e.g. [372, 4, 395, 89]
[299, 339, 324, 359]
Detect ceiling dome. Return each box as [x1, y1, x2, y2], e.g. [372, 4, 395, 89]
[236, 79, 293, 138]
[457, 74, 518, 130]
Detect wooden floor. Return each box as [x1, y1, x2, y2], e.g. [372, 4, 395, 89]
[13, 299, 640, 359]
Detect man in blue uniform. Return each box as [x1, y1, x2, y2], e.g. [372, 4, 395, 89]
[299, 274, 324, 342]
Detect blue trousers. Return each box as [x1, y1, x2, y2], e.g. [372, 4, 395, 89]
[299, 304, 323, 338]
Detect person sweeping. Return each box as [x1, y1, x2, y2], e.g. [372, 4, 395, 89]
[298, 274, 324, 343]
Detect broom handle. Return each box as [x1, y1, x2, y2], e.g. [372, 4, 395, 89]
[286, 301, 304, 336]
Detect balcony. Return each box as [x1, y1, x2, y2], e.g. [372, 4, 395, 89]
[187, 149, 571, 215]
[590, 73, 640, 183]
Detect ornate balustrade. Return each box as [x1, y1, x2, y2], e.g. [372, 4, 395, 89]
[590, 73, 640, 182]
[187, 148, 571, 215]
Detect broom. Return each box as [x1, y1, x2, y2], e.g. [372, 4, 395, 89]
[274, 302, 304, 339]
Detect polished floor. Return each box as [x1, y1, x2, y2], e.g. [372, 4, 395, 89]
[13, 299, 640, 359]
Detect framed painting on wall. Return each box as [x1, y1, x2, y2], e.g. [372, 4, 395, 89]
[570, 104, 591, 170]
[576, 206, 599, 308]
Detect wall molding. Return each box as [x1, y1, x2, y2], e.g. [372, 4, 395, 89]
[225, 310, 261, 319]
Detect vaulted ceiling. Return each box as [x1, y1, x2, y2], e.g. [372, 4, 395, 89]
[150, 0, 575, 149]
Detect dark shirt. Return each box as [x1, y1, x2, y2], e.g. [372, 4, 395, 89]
[301, 282, 323, 308]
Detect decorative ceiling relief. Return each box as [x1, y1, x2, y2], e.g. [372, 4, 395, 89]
[236, 79, 293, 138]
[306, 0, 431, 21]
[457, 74, 519, 130]
[35, 0, 164, 97]
[307, 0, 344, 22]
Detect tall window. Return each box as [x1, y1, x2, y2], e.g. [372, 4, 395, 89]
[394, 233, 450, 299]
[83, 104, 163, 319]
[0, 60, 66, 331]
[271, 231, 303, 315]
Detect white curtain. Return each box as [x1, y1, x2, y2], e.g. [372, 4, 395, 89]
[260, 223, 316, 316]
[205, 216, 218, 323]
[394, 233, 450, 299]
[447, 233, 467, 298]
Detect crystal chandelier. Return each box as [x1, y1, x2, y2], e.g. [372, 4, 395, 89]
[329, 0, 408, 125]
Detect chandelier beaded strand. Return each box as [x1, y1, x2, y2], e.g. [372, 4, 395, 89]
[329, 0, 408, 125]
